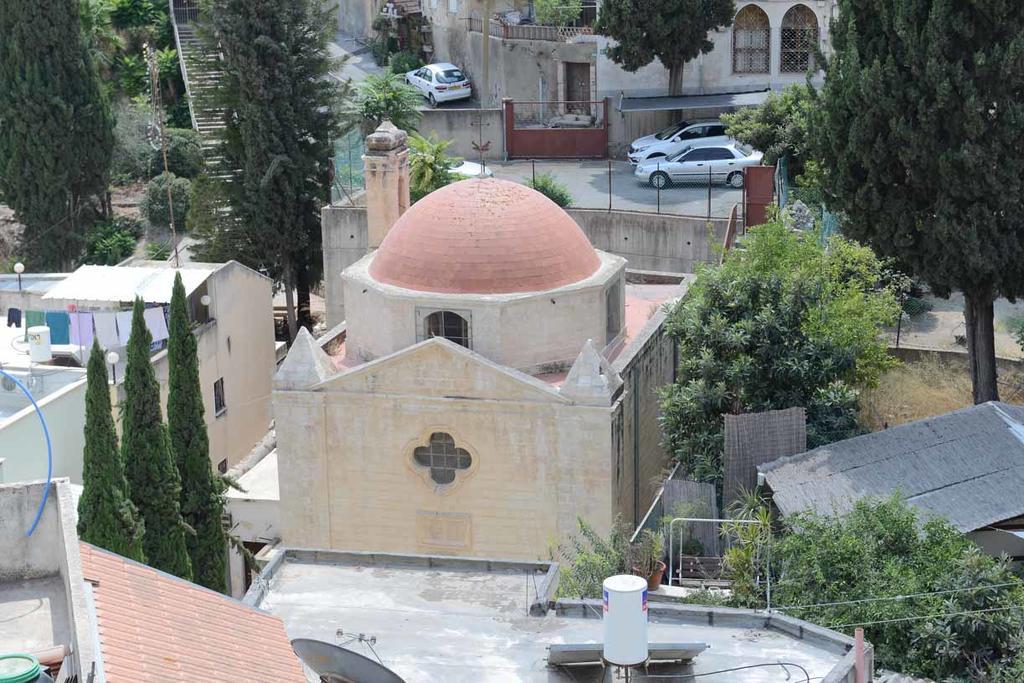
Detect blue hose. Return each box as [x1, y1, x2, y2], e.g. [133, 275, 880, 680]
[0, 369, 53, 536]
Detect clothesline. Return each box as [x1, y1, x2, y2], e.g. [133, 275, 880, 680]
[7, 305, 169, 350]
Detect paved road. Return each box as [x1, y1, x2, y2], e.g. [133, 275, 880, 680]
[488, 159, 743, 218]
[329, 31, 383, 85]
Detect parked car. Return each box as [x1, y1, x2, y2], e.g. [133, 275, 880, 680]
[633, 142, 763, 189]
[450, 159, 493, 178]
[406, 63, 472, 106]
[627, 121, 729, 164]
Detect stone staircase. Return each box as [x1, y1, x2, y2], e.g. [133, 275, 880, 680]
[170, 4, 235, 182]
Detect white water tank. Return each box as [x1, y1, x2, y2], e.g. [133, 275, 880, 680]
[27, 326, 52, 364]
[602, 574, 649, 666]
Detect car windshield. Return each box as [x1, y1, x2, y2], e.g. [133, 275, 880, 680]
[666, 146, 692, 162]
[437, 68, 465, 84]
[736, 143, 755, 156]
[655, 122, 687, 140]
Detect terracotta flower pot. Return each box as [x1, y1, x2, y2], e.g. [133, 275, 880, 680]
[635, 561, 667, 591]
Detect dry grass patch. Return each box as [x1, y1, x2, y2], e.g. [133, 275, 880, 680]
[861, 354, 1024, 431]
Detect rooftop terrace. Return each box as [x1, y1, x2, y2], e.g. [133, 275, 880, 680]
[250, 550, 864, 682]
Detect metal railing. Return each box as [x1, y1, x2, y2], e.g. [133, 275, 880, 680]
[467, 17, 594, 42]
[169, 0, 199, 131]
[667, 516, 772, 610]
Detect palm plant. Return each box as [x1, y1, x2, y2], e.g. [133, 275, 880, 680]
[79, 0, 123, 72]
[354, 72, 422, 134]
[408, 132, 460, 202]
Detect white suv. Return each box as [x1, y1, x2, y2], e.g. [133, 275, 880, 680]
[627, 121, 730, 164]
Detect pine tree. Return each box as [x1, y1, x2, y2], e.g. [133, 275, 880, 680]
[595, 0, 735, 95]
[167, 273, 227, 592]
[78, 340, 146, 562]
[122, 297, 193, 580]
[197, 0, 351, 337]
[815, 0, 1024, 403]
[0, 0, 115, 269]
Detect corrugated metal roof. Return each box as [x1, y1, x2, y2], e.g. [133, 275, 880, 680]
[79, 542, 306, 682]
[758, 402, 1024, 532]
[617, 89, 770, 113]
[42, 264, 219, 304]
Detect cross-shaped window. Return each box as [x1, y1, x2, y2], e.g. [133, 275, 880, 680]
[413, 432, 472, 485]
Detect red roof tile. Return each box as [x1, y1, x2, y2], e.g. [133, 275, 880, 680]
[79, 542, 305, 682]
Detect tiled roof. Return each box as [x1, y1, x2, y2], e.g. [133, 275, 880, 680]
[79, 543, 305, 682]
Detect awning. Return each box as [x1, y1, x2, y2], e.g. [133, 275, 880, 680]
[617, 89, 771, 113]
[42, 264, 219, 304]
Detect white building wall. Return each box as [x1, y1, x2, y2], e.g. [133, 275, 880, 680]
[342, 252, 626, 373]
[0, 377, 87, 485]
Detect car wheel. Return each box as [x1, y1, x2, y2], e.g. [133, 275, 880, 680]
[650, 171, 670, 189]
[727, 171, 744, 189]
[428, 93, 437, 107]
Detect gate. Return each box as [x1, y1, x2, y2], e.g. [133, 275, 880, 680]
[744, 165, 776, 227]
[503, 98, 608, 159]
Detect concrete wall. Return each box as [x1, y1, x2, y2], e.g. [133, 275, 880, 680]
[418, 107, 505, 161]
[333, 0, 378, 40]
[567, 208, 728, 273]
[610, 304, 679, 527]
[434, 22, 597, 106]
[342, 252, 625, 373]
[0, 375, 87, 485]
[322, 206, 370, 326]
[275, 343, 614, 561]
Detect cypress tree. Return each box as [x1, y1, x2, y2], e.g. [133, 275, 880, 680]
[815, 0, 1024, 404]
[197, 0, 350, 337]
[122, 297, 193, 580]
[168, 272, 227, 592]
[78, 339, 146, 562]
[0, 0, 115, 269]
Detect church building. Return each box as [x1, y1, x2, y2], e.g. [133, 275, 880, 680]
[272, 123, 685, 560]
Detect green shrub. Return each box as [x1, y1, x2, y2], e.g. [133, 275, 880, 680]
[141, 172, 191, 229]
[153, 128, 203, 178]
[84, 221, 139, 265]
[146, 240, 172, 261]
[109, 0, 154, 29]
[112, 101, 159, 183]
[115, 53, 148, 98]
[526, 172, 573, 207]
[389, 51, 421, 75]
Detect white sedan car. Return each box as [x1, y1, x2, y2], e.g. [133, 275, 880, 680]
[450, 159, 493, 178]
[627, 120, 730, 164]
[634, 142, 763, 189]
[406, 63, 472, 107]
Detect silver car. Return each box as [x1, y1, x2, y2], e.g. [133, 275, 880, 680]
[634, 142, 763, 189]
[627, 121, 730, 164]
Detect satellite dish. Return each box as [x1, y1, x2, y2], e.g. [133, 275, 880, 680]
[291, 639, 406, 683]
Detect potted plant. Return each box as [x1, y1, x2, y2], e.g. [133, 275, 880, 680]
[629, 530, 666, 591]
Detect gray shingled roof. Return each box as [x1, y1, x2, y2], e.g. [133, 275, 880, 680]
[758, 402, 1024, 532]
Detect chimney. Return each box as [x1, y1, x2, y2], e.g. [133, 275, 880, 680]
[363, 121, 410, 248]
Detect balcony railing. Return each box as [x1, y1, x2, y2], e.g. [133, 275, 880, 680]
[467, 17, 594, 42]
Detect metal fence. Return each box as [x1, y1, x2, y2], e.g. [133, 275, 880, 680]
[332, 129, 366, 205]
[488, 158, 745, 221]
[466, 17, 594, 42]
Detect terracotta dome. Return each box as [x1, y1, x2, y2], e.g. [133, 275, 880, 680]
[369, 178, 601, 294]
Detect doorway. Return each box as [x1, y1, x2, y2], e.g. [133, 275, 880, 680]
[565, 62, 591, 114]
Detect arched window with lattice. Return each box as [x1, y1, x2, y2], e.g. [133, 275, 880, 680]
[780, 4, 819, 73]
[732, 5, 770, 74]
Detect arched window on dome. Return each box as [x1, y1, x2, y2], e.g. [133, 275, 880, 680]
[733, 5, 770, 75]
[423, 310, 471, 349]
[781, 5, 819, 73]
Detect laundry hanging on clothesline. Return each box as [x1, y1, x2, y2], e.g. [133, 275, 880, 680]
[20, 305, 170, 351]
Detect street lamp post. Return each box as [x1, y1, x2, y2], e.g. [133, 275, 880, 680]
[106, 350, 120, 384]
[13, 262, 24, 291]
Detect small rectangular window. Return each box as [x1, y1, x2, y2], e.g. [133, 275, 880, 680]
[447, 0, 457, 14]
[213, 377, 227, 416]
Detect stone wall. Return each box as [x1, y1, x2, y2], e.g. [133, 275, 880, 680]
[567, 208, 729, 274]
[322, 206, 370, 326]
[418, 107, 505, 161]
[610, 304, 679, 528]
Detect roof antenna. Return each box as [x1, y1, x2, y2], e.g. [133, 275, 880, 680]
[146, 43, 181, 268]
